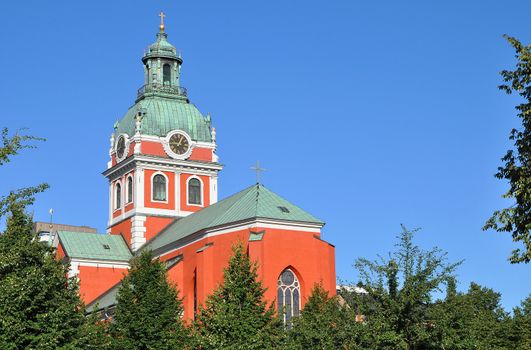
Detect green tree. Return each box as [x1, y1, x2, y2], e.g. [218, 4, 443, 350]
[484, 35, 531, 263]
[193, 243, 284, 350]
[349, 225, 461, 350]
[288, 283, 364, 350]
[0, 128, 48, 217]
[110, 250, 189, 350]
[0, 201, 85, 350]
[431, 282, 510, 349]
[506, 295, 531, 350]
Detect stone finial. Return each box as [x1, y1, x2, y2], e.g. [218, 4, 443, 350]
[211, 127, 216, 143]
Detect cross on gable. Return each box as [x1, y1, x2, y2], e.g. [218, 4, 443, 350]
[251, 161, 266, 184]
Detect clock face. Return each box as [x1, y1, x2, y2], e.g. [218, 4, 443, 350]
[116, 135, 126, 159]
[169, 133, 190, 155]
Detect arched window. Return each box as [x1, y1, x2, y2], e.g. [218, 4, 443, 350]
[126, 176, 133, 203]
[188, 178, 202, 205]
[163, 64, 171, 85]
[115, 183, 122, 209]
[277, 269, 300, 323]
[152, 174, 167, 201]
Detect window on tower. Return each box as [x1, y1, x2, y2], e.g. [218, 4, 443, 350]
[277, 268, 300, 323]
[163, 64, 171, 86]
[188, 178, 202, 205]
[152, 174, 167, 201]
[115, 182, 122, 209]
[126, 176, 133, 204]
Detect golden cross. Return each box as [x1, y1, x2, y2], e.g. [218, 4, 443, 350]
[159, 11, 166, 32]
[251, 161, 266, 184]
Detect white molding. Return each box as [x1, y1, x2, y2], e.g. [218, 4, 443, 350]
[125, 173, 134, 205]
[108, 207, 193, 227]
[155, 219, 323, 258]
[150, 171, 169, 204]
[186, 175, 204, 207]
[162, 130, 194, 160]
[138, 134, 216, 149]
[70, 258, 130, 269]
[130, 215, 147, 252]
[113, 180, 123, 211]
[103, 154, 223, 179]
[210, 175, 218, 204]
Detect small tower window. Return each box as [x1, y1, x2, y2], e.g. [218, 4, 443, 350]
[153, 174, 167, 201]
[277, 268, 300, 323]
[188, 178, 202, 205]
[163, 64, 171, 85]
[126, 176, 133, 203]
[115, 183, 122, 209]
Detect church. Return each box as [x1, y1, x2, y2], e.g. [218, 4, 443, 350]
[55, 15, 336, 322]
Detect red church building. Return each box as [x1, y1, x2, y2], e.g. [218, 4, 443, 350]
[55, 17, 336, 322]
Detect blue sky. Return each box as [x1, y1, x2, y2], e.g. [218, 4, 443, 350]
[1, 0, 530, 309]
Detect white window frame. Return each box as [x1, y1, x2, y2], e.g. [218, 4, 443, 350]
[125, 174, 134, 204]
[151, 171, 169, 203]
[114, 180, 122, 211]
[186, 175, 204, 206]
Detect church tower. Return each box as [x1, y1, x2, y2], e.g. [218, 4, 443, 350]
[104, 15, 222, 251]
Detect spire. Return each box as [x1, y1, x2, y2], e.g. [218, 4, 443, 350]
[159, 11, 166, 32]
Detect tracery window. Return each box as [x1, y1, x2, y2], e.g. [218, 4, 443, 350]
[115, 183, 122, 209]
[188, 178, 202, 205]
[163, 64, 171, 85]
[277, 268, 300, 323]
[126, 176, 133, 203]
[153, 174, 167, 201]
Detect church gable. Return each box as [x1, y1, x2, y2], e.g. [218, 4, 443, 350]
[141, 183, 324, 254]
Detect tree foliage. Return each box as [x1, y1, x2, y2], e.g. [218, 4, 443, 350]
[110, 250, 189, 350]
[287, 283, 364, 350]
[348, 225, 462, 350]
[193, 243, 284, 350]
[0, 128, 48, 217]
[484, 35, 531, 263]
[0, 201, 85, 350]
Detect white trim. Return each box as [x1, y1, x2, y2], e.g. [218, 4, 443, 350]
[130, 215, 147, 252]
[150, 171, 169, 203]
[70, 258, 130, 269]
[103, 154, 223, 178]
[137, 167, 145, 210]
[186, 175, 204, 207]
[154, 219, 323, 258]
[175, 171, 181, 214]
[138, 134, 216, 149]
[125, 173, 134, 205]
[114, 134, 130, 163]
[210, 175, 218, 204]
[113, 180, 123, 211]
[162, 130, 194, 160]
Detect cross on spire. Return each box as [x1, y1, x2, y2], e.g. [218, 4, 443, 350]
[159, 11, 166, 32]
[251, 161, 266, 184]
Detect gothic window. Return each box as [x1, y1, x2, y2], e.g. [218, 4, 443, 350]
[277, 269, 300, 323]
[163, 64, 171, 85]
[152, 174, 167, 201]
[115, 183, 121, 209]
[188, 178, 202, 205]
[126, 176, 133, 203]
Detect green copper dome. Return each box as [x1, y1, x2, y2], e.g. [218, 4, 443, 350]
[115, 25, 212, 143]
[117, 97, 212, 142]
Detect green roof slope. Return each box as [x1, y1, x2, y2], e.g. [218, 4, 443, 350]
[141, 184, 324, 253]
[58, 231, 132, 261]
